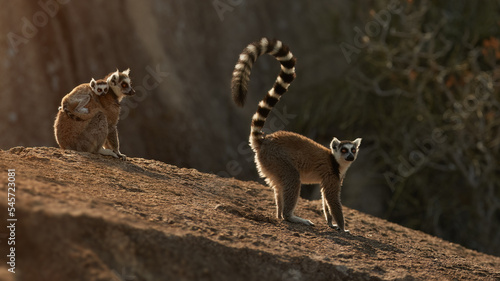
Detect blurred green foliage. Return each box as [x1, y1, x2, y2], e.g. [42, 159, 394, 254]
[293, 0, 500, 256]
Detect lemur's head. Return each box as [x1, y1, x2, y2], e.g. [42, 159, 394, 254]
[330, 137, 362, 163]
[106, 68, 135, 100]
[89, 78, 109, 96]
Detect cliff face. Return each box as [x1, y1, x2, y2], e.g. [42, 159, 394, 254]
[0, 147, 498, 281]
[0, 0, 352, 179]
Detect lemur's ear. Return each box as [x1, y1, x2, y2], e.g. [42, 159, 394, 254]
[107, 70, 120, 86]
[353, 138, 362, 147]
[89, 78, 96, 88]
[330, 137, 341, 150]
[122, 68, 130, 76]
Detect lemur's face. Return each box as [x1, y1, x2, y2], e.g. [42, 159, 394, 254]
[93, 83, 109, 96]
[89, 79, 109, 96]
[330, 138, 361, 163]
[107, 69, 135, 96]
[118, 77, 135, 96]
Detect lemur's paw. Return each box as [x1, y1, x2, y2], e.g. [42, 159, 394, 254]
[117, 153, 127, 161]
[98, 148, 119, 158]
[286, 216, 315, 226]
[329, 224, 350, 233]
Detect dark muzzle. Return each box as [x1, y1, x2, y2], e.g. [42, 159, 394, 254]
[125, 88, 136, 96]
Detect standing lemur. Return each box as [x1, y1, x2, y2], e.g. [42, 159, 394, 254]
[231, 38, 361, 232]
[54, 69, 135, 159]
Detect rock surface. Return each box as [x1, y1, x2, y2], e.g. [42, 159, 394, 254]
[0, 147, 499, 281]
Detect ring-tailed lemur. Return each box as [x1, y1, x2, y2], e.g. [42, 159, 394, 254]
[54, 69, 135, 159]
[231, 38, 361, 232]
[99, 69, 135, 160]
[58, 78, 108, 121]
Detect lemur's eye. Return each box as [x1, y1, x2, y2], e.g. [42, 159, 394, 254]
[341, 148, 348, 153]
[122, 83, 128, 88]
[351, 148, 357, 153]
[97, 88, 102, 92]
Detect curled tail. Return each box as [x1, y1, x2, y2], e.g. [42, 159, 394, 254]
[231, 38, 296, 149]
[60, 103, 84, 121]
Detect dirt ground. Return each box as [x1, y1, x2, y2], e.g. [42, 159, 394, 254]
[0, 146, 498, 281]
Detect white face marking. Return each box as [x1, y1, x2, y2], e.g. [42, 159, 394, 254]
[121, 78, 131, 93]
[331, 141, 359, 179]
[332, 141, 360, 164]
[114, 76, 134, 96]
[339, 144, 357, 160]
[92, 82, 108, 95]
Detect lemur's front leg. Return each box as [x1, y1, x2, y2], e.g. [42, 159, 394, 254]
[104, 125, 126, 160]
[321, 178, 349, 233]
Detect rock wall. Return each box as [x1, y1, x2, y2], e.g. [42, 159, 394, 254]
[0, 0, 355, 179]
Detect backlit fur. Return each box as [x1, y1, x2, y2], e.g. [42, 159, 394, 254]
[59, 78, 108, 121]
[105, 68, 134, 102]
[100, 68, 135, 159]
[231, 38, 362, 231]
[54, 81, 113, 157]
[90, 78, 109, 97]
[54, 69, 135, 159]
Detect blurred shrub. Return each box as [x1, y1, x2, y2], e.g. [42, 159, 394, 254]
[295, 0, 500, 256]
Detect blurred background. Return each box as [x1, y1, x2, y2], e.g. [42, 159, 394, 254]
[1, 0, 499, 256]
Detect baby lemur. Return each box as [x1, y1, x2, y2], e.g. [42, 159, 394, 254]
[54, 69, 135, 159]
[231, 38, 361, 232]
[59, 78, 109, 121]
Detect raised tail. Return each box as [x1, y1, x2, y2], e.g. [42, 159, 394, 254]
[231, 38, 296, 149]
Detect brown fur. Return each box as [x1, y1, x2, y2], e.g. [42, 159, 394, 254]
[54, 82, 110, 154]
[98, 84, 123, 158]
[231, 38, 361, 231]
[99, 69, 135, 159]
[256, 131, 359, 231]
[54, 106, 109, 154]
[53, 69, 135, 159]
[59, 83, 103, 121]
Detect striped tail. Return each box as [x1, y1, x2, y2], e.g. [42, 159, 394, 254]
[231, 38, 296, 149]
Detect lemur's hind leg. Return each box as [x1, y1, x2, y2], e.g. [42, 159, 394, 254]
[104, 125, 126, 160]
[265, 178, 284, 220]
[73, 112, 116, 158]
[273, 162, 314, 226]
